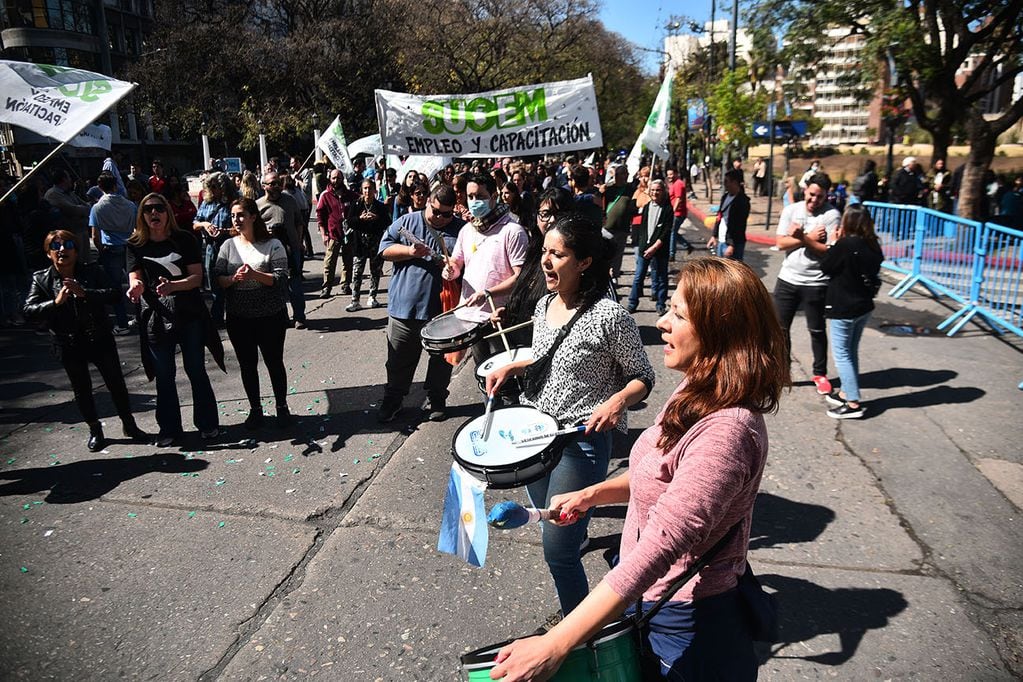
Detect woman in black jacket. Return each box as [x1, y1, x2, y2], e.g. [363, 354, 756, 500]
[707, 168, 750, 261]
[23, 230, 149, 451]
[820, 204, 884, 419]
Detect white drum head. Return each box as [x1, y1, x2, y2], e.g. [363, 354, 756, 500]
[422, 315, 479, 341]
[475, 347, 535, 380]
[453, 407, 559, 467]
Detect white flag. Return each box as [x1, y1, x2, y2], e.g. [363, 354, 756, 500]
[68, 123, 112, 150]
[316, 116, 354, 176]
[0, 61, 134, 142]
[626, 63, 676, 179]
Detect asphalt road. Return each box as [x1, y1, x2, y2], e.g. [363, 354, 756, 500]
[1, 226, 1021, 681]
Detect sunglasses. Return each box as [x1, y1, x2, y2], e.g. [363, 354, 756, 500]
[537, 210, 555, 221]
[49, 239, 76, 251]
[142, 203, 167, 214]
[430, 205, 454, 218]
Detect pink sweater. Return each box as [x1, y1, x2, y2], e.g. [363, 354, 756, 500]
[602, 392, 768, 605]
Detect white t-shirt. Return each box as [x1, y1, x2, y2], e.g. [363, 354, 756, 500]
[775, 201, 840, 286]
[451, 213, 529, 322]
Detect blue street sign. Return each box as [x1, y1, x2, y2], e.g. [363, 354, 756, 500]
[751, 120, 809, 140]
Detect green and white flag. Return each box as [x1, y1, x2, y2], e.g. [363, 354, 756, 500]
[627, 63, 676, 178]
[316, 116, 355, 176]
[0, 60, 135, 142]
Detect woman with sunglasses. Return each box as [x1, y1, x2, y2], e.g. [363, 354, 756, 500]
[24, 230, 149, 451]
[214, 198, 292, 429]
[127, 193, 225, 447]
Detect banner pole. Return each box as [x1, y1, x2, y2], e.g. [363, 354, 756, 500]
[1, 82, 136, 204]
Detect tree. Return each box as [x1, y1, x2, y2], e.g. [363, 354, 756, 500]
[707, 68, 769, 150]
[753, 0, 1023, 219]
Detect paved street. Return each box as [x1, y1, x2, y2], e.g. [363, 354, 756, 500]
[1, 219, 1021, 680]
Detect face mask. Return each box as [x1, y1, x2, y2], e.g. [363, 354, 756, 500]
[468, 198, 492, 219]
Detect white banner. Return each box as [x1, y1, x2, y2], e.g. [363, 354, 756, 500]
[386, 154, 451, 182]
[375, 75, 602, 158]
[0, 60, 135, 143]
[68, 123, 111, 150]
[316, 116, 354, 176]
[348, 133, 382, 160]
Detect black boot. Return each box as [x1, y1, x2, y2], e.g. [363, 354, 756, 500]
[87, 422, 105, 452]
[121, 416, 150, 442]
[275, 403, 293, 428]
[244, 408, 265, 430]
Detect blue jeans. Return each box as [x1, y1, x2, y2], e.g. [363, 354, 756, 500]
[628, 249, 669, 310]
[147, 318, 219, 436]
[526, 430, 612, 614]
[669, 215, 691, 258]
[714, 241, 746, 262]
[829, 313, 870, 402]
[289, 248, 306, 322]
[98, 245, 129, 328]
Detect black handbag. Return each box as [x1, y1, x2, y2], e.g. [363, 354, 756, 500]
[520, 296, 590, 401]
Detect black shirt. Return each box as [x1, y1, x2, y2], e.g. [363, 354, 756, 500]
[126, 230, 204, 334]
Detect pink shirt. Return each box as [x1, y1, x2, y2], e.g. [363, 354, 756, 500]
[451, 213, 528, 323]
[603, 386, 768, 605]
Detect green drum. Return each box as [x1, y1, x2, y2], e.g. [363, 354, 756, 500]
[460, 619, 642, 681]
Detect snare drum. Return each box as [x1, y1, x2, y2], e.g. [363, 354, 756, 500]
[420, 313, 486, 355]
[451, 406, 565, 489]
[474, 346, 534, 396]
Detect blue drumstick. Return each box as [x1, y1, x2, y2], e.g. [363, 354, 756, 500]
[487, 501, 555, 528]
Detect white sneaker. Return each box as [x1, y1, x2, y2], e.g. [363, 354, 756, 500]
[345, 300, 362, 312]
[368, 296, 381, 309]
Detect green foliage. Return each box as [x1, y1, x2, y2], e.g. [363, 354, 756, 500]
[706, 68, 768, 148]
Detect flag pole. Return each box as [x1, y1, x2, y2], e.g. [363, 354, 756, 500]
[1, 83, 136, 204]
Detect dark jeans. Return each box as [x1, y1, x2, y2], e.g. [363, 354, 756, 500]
[288, 248, 306, 322]
[384, 316, 453, 404]
[226, 310, 289, 410]
[203, 241, 225, 325]
[628, 249, 669, 310]
[669, 215, 691, 258]
[60, 335, 132, 425]
[147, 318, 218, 436]
[98, 245, 129, 328]
[773, 278, 828, 376]
[628, 589, 757, 681]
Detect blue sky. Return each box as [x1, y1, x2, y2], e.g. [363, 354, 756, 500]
[600, 0, 718, 75]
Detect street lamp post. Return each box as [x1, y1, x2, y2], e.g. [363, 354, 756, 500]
[258, 119, 268, 172]
[312, 112, 320, 151]
[201, 116, 211, 171]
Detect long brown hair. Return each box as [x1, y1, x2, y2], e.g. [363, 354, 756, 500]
[230, 198, 271, 242]
[128, 192, 181, 246]
[657, 258, 790, 452]
[838, 204, 882, 252]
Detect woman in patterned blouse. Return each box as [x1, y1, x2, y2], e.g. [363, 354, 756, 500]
[487, 214, 654, 617]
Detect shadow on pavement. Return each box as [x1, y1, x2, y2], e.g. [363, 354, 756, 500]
[751, 492, 836, 550]
[864, 384, 985, 416]
[303, 315, 387, 334]
[0, 453, 209, 503]
[756, 574, 908, 666]
[859, 367, 957, 389]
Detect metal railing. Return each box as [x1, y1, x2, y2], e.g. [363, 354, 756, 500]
[864, 202, 1023, 342]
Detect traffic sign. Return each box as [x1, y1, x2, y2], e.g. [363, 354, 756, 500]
[751, 120, 809, 140]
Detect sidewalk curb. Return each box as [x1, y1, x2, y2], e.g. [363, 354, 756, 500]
[686, 200, 777, 247]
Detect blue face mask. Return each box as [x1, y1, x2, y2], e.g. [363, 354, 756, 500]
[468, 198, 492, 219]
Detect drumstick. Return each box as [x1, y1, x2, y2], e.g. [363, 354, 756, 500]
[481, 393, 496, 441]
[487, 501, 574, 528]
[431, 298, 475, 319]
[482, 319, 533, 340]
[484, 291, 514, 355]
[514, 424, 587, 447]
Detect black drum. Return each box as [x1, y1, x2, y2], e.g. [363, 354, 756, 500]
[420, 313, 487, 355]
[451, 406, 566, 489]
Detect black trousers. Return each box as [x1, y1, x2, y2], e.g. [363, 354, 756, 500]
[226, 310, 289, 410]
[384, 317, 453, 404]
[59, 335, 132, 425]
[773, 278, 829, 376]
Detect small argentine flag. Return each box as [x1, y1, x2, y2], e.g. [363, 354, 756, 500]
[437, 463, 489, 567]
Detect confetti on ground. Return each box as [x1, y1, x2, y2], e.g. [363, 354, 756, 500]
[20, 517, 28, 524]
[20, 566, 28, 573]
[215, 479, 226, 487]
[22, 503, 30, 510]
[292, 468, 300, 474]
[187, 511, 196, 519]
[44, 530, 53, 537]
[218, 521, 226, 528]
[127, 513, 138, 518]
[370, 454, 381, 460]
[353, 458, 360, 464]
[288, 387, 297, 394]
[226, 458, 243, 464]
[32, 501, 42, 505]
[6, 458, 15, 464]
[44, 427, 53, 433]
[416, 457, 424, 463]
[284, 454, 294, 462]
[285, 488, 296, 494]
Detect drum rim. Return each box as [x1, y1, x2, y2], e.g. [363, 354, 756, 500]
[420, 317, 484, 342]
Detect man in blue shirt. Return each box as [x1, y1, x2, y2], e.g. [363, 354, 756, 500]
[89, 172, 137, 333]
[377, 185, 464, 423]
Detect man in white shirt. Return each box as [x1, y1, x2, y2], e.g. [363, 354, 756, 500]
[774, 173, 841, 395]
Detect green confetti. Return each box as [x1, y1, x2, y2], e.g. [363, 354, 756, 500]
[191, 472, 200, 477]
[22, 503, 30, 510]
[49, 454, 58, 459]
[292, 468, 300, 474]
[369, 454, 381, 460]
[288, 387, 297, 394]
[44, 427, 53, 433]
[49, 461, 60, 467]
[6, 458, 15, 464]
[20, 566, 28, 573]
[32, 501, 42, 505]
[187, 511, 196, 519]
[127, 513, 138, 518]
[283, 454, 294, 462]
[215, 479, 226, 487]
[20, 517, 29, 524]
[180, 472, 190, 477]
[217, 521, 225, 528]
[353, 458, 360, 464]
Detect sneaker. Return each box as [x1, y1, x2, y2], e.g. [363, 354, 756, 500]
[319, 289, 332, 299]
[828, 403, 864, 419]
[368, 297, 381, 309]
[200, 427, 220, 440]
[112, 325, 131, 336]
[345, 300, 362, 312]
[377, 399, 402, 424]
[824, 390, 845, 407]
[154, 433, 179, 448]
[812, 375, 833, 395]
